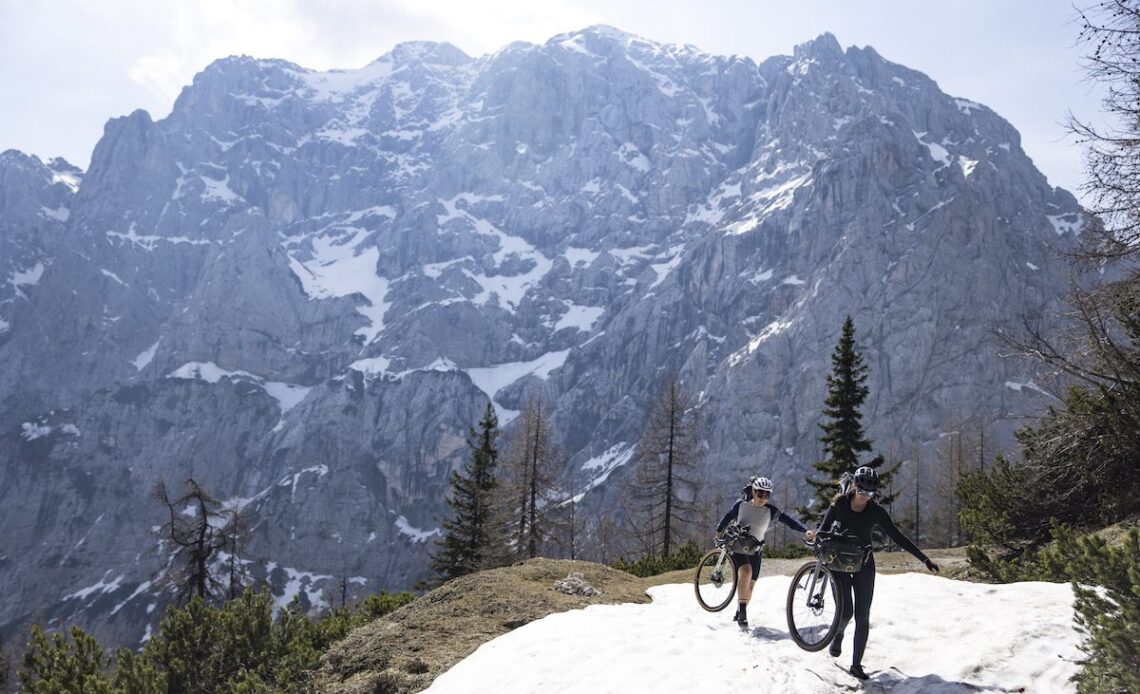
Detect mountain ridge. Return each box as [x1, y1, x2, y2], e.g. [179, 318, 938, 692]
[0, 27, 1079, 647]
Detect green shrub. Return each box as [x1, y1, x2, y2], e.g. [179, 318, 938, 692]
[966, 526, 1140, 694]
[16, 588, 417, 694]
[1057, 528, 1140, 694]
[19, 625, 119, 693]
[610, 540, 703, 577]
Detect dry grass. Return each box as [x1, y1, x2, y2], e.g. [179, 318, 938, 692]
[1092, 515, 1140, 547]
[310, 558, 653, 694]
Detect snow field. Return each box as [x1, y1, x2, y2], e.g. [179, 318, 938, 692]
[423, 573, 1083, 693]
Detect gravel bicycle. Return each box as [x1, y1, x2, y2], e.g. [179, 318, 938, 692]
[785, 529, 869, 651]
[693, 521, 754, 611]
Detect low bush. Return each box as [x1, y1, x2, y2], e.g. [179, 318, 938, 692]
[610, 541, 703, 577]
[17, 588, 415, 694]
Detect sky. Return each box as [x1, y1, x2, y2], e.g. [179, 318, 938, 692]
[0, 1, 1103, 200]
[422, 574, 1083, 693]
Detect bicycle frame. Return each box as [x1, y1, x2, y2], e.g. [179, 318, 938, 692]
[710, 544, 733, 582]
[786, 529, 867, 651]
[694, 521, 751, 611]
[801, 559, 828, 607]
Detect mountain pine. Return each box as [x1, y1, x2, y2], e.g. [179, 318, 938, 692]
[431, 403, 501, 581]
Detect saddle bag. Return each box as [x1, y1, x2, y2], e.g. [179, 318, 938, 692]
[729, 534, 764, 556]
[821, 537, 867, 573]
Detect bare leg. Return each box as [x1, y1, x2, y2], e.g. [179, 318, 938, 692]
[737, 563, 754, 603]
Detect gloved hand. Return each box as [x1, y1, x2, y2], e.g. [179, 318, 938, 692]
[924, 558, 940, 574]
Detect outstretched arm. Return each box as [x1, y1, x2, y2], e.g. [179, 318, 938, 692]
[770, 505, 807, 533]
[875, 505, 937, 571]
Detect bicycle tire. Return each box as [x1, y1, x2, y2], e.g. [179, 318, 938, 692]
[786, 561, 840, 651]
[693, 548, 737, 612]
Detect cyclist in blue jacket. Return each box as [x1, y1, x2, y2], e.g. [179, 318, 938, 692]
[716, 476, 811, 627]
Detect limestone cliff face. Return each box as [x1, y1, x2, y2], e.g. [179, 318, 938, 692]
[0, 28, 1078, 645]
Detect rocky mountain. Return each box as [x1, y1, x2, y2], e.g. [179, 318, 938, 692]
[0, 152, 79, 342]
[0, 28, 1081, 646]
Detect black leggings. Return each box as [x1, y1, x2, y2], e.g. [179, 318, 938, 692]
[833, 555, 876, 666]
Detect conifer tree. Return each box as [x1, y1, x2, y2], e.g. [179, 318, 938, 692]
[431, 403, 501, 581]
[1062, 528, 1140, 694]
[19, 626, 116, 693]
[629, 371, 703, 557]
[802, 317, 894, 523]
[155, 478, 246, 605]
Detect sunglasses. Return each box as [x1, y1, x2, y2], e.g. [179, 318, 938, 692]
[854, 487, 876, 497]
[753, 490, 770, 498]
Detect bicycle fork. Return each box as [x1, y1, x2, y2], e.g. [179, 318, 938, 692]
[713, 549, 732, 583]
[804, 564, 826, 609]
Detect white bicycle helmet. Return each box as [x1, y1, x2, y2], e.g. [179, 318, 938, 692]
[750, 476, 774, 492]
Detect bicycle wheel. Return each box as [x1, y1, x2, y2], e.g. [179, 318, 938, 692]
[694, 548, 737, 612]
[786, 561, 840, 651]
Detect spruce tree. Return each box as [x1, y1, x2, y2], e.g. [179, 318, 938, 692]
[802, 317, 894, 523]
[430, 403, 501, 582]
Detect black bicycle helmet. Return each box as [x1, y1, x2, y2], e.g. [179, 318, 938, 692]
[852, 466, 879, 492]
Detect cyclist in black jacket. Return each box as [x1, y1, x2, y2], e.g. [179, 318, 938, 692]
[817, 466, 940, 680]
[716, 476, 810, 628]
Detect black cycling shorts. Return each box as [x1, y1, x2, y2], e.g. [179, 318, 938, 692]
[731, 552, 761, 581]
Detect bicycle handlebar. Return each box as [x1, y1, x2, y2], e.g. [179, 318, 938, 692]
[802, 529, 870, 550]
[715, 521, 751, 547]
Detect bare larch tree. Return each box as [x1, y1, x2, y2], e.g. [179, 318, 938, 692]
[629, 371, 704, 557]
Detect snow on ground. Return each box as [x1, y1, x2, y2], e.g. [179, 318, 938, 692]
[265, 561, 333, 613]
[574, 444, 636, 501]
[554, 302, 605, 332]
[1005, 380, 1063, 402]
[167, 361, 312, 414]
[287, 227, 390, 344]
[436, 193, 553, 311]
[1047, 214, 1082, 236]
[10, 262, 45, 297]
[728, 317, 796, 367]
[132, 339, 160, 371]
[424, 574, 1082, 694]
[465, 350, 570, 421]
[394, 515, 441, 543]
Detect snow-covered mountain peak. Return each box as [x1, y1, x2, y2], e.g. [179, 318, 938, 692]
[385, 40, 472, 67]
[792, 31, 845, 62]
[548, 24, 712, 65]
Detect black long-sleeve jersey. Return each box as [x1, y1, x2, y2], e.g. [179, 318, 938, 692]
[819, 495, 929, 564]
